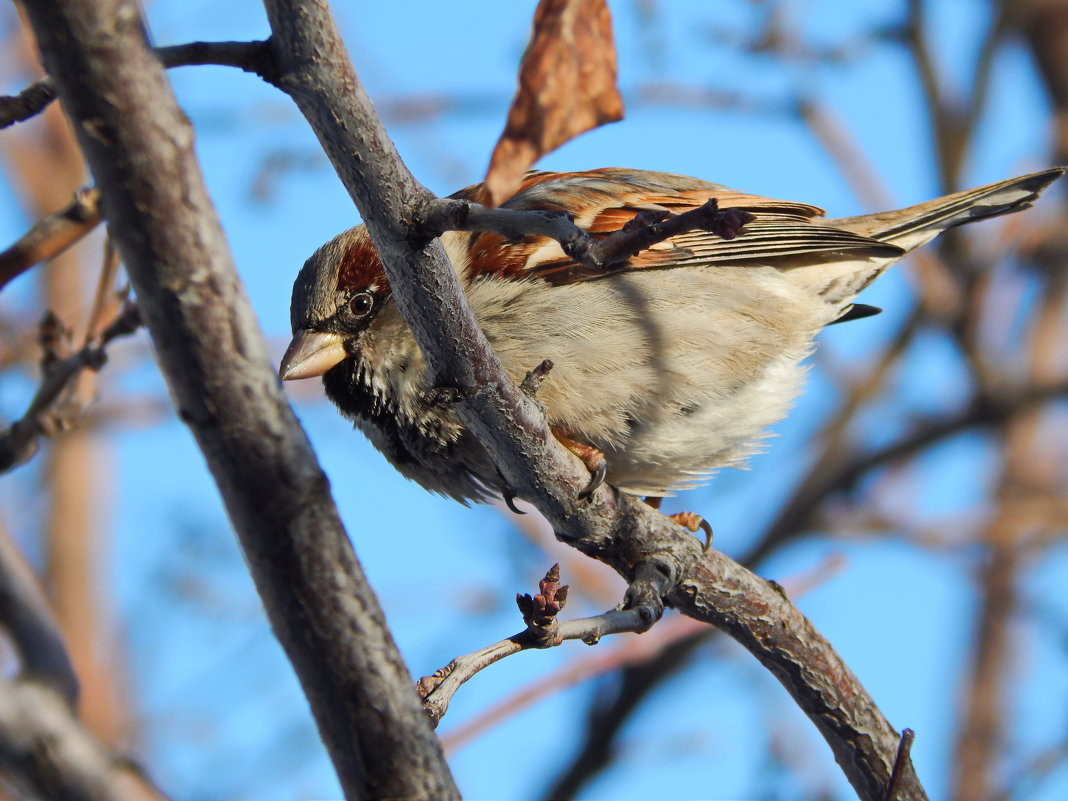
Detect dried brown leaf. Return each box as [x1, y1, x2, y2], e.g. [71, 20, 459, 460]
[484, 0, 624, 205]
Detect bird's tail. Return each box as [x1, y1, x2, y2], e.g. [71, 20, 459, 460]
[791, 168, 1064, 309]
[827, 167, 1065, 251]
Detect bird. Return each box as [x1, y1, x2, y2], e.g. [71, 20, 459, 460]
[280, 167, 1063, 508]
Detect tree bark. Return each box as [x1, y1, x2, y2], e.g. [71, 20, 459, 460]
[17, 1, 459, 798]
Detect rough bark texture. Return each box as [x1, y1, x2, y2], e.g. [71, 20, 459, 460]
[17, 1, 459, 799]
[0, 680, 164, 801]
[261, 2, 926, 798]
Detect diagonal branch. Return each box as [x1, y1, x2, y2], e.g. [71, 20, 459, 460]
[0, 679, 168, 801]
[0, 522, 78, 706]
[0, 187, 101, 292]
[262, 2, 927, 798]
[18, 2, 459, 799]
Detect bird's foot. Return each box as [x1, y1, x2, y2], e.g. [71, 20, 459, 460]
[552, 430, 607, 499]
[668, 511, 714, 551]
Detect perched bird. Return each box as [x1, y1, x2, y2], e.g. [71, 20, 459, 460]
[280, 167, 1063, 506]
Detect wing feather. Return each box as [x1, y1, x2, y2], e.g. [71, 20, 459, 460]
[456, 168, 900, 285]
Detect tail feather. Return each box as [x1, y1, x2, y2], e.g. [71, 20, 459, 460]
[825, 167, 1065, 251]
[785, 168, 1063, 309]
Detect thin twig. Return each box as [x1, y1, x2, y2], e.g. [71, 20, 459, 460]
[0, 76, 57, 130]
[905, 0, 955, 193]
[155, 40, 279, 85]
[418, 197, 754, 270]
[83, 236, 123, 343]
[418, 563, 667, 727]
[885, 729, 916, 801]
[0, 40, 277, 129]
[0, 301, 141, 473]
[447, 549, 848, 754]
[0, 187, 102, 292]
[441, 614, 708, 752]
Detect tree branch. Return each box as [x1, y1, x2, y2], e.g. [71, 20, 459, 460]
[0, 40, 277, 129]
[418, 564, 666, 727]
[261, 2, 927, 798]
[0, 524, 78, 706]
[419, 197, 753, 269]
[18, 2, 458, 799]
[155, 40, 279, 85]
[0, 301, 141, 474]
[0, 74, 58, 131]
[0, 187, 101, 292]
[0, 678, 167, 801]
[745, 380, 1068, 566]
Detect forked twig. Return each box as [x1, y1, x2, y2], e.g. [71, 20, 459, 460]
[0, 301, 140, 473]
[418, 196, 754, 271]
[417, 564, 667, 727]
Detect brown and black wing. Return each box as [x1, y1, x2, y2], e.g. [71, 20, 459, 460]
[454, 168, 902, 286]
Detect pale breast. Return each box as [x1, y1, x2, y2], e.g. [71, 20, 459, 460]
[466, 265, 836, 495]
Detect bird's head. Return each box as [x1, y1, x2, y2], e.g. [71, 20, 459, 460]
[279, 225, 392, 381]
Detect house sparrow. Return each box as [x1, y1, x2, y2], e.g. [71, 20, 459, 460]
[280, 167, 1063, 504]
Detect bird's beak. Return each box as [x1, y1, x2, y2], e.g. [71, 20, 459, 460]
[279, 330, 348, 380]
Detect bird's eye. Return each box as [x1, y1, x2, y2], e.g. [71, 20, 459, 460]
[348, 291, 374, 318]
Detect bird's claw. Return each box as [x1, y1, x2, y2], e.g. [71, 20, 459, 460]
[578, 459, 607, 500]
[496, 468, 526, 515]
[669, 512, 714, 551]
[502, 488, 526, 515]
[552, 429, 608, 501]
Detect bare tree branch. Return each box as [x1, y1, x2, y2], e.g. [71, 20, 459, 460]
[18, 2, 459, 799]
[0, 302, 140, 474]
[443, 614, 707, 754]
[418, 563, 665, 727]
[420, 607, 656, 724]
[0, 523, 78, 706]
[0, 187, 101, 292]
[419, 196, 753, 269]
[155, 40, 279, 85]
[261, 2, 928, 797]
[0, 679, 166, 801]
[0, 75, 56, 131]
[0, 40, 276, 129]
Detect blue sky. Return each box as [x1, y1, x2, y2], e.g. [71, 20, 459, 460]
[2, 1, 1067, 799]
